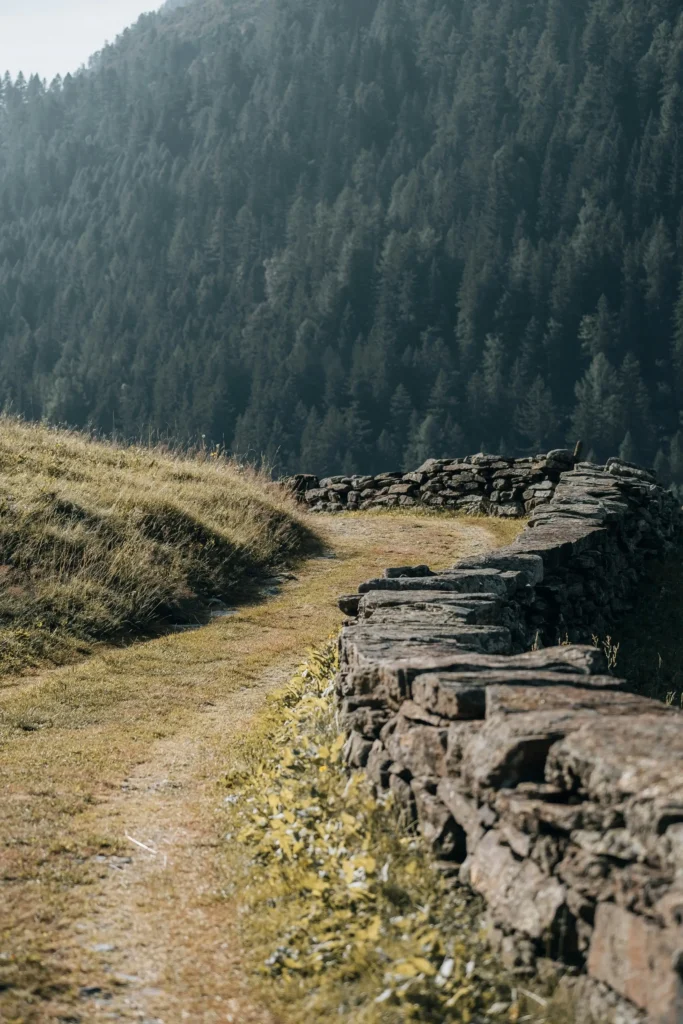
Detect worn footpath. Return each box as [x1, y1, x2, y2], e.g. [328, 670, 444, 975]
[0, 512, 514, 1024]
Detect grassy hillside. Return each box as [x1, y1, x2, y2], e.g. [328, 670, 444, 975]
[0, 417, 312, 673]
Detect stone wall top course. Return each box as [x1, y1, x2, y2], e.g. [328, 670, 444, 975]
[285, 448, 585, 514]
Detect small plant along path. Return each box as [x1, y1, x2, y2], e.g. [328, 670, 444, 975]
[0, 512, 518, 1024]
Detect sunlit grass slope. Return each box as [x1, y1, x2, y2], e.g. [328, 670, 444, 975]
[0, 417, 312, 673]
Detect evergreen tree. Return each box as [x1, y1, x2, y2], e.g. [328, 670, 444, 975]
[671, 431, 683, 484]
[0, 0, 680, 474]
[514, 376, 558, 452]
[570, 354, 625, 460]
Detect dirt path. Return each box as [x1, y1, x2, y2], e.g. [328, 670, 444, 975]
[0, 513, 517, 1024]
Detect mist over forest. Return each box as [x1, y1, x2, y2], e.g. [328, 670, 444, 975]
[1, 0, 682, 484]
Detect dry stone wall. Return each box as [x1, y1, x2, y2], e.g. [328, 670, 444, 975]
[333, 456, 683, 1024]
[285, 448, 577, 516]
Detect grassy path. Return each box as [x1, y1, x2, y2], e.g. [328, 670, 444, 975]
[0, 512, 518, 1024]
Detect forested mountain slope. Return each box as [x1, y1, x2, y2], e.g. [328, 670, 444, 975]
[1, 0, 683, 481]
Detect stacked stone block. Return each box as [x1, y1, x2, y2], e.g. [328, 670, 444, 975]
[285, 448, 577, 516]
[335, 457, 683, 1024]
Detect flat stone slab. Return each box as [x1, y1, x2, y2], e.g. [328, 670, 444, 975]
[338, 644, 609, 704]
[342, 624, 514, 666]
[359, 590, 503, 611]
[412, 673, 628, 721]
[546, 715, 683, 841]
[360, 600, 505, 627]
[547, 715, 683, 802]
[357, 569, 517, 597]
[452, 551, 544, 586]
[509, 522, 608, 565]
[486, 684, 670, 717]
[463, 710, 608, 791]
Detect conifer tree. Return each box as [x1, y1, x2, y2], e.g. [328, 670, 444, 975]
[0, 0, 680, 475]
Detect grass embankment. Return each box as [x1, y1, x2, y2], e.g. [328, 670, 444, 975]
[227, 647, 570, 1024]
[0, 506, 519, 1023]
[0, 417, 311, 673]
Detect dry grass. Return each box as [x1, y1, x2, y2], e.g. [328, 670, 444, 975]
[0, 509, 519, 1023]
[227, 649, 517, 1024]
[225, 646, 572, 1024]
[0, 417, 312, 673]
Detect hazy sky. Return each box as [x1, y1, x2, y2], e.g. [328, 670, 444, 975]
[0, 1, 160, 82]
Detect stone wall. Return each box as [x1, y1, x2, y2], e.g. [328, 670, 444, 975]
[334, 456, 683, 1024]
[285, 448, 577, 516]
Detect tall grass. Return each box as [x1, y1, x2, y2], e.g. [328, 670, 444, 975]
[0, 417, 314, 673]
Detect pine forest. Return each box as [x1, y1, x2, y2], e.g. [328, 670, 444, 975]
[1, 0, 683, 486]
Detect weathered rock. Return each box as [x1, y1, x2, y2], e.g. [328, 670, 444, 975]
[462, 710, 598, 793]
[493, 790, 622, 837]
[469, 830, 567, 940]
[485, 683, 664, 718]
[358, 590, 504, 626]
[283, 473, 319, 494]
[374, 472, 404, 484]
[398, 699, 449, 727]
[389, 772, 417, 822]
[383, 564, 435, 579]
[341, 623, 514, 669]
[547, 449, 575, 463]
[342, 730, 373, 768]
[546, 716, 683, 819]
[453, 551, 545, 586]
[437, 777, 488, 848]
[415, 458, 451, 474]
[357, 569, 514, 597]
[413, 672, 628, 723]
[351, 475, 375, 491]
[588, 902, 683, 1022]
[384, 719, 448, 777]
[571, 828, 647, 863]
[328, 481, 352, 495]
[338, 593, 361, 617]
[319, 476, 349, 488]
[412, 674, 489, 719]
[411, 779, 467, 860]
[445, 720, 485, 773]
[340, 697, 390, 738]
[366, 739, 392, 788]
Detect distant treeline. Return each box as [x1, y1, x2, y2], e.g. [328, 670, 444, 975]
[0, 0, 682, 485]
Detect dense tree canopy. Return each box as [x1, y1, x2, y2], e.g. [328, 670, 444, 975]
[1, 0, 683, 482]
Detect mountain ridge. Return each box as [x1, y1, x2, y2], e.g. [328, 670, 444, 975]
[0, 0, 682, 486]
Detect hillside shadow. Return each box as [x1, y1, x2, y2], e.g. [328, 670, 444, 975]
[611, 539, 683, 704]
